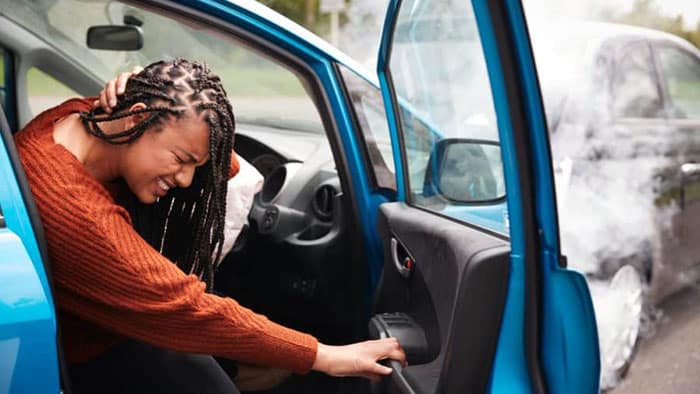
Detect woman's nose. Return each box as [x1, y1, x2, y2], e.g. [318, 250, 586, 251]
[174, 165, 195, 189]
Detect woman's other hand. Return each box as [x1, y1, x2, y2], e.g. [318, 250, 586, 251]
[312, 338, 407, 382]
[93, 65, 144, 113]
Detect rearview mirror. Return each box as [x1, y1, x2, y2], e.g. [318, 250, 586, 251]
[87, 25, 143, 51]
[426, 139, 505, 203]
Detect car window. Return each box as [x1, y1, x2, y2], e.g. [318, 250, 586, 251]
[388, 0, 506, 223]
[338, 65, 396, 191]
[27, 67, 79, 116]
[1, 0, 324, 134]
[612, 42, 663, 119]
[656, 45, 700, 119]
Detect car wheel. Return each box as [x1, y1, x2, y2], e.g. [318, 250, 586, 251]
[595, 264, 644, 391]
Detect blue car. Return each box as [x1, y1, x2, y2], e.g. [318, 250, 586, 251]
[0, 0, 599, 393]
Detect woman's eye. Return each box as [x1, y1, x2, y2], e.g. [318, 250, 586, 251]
[174, 154, 185, 164]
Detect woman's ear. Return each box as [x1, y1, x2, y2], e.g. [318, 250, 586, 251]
[125, 102, 148, 128]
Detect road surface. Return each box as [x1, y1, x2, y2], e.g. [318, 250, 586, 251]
[611, 284, 700, 393]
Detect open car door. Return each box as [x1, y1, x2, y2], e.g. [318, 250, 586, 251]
[369, 1, 600, 393]
[0, 94, 60, 392]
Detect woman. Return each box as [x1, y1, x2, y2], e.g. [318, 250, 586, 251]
[15, 59, 405, 394]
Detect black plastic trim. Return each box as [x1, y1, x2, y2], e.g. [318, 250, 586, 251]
[487, 2, 546, 393]
[440, 245, 511, 393]
[2, 47, 18, 132]
[333, 62, 380, 190]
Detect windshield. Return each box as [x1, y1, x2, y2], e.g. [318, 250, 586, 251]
[1, 0, 325, 133]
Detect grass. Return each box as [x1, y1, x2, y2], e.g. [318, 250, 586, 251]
[26, 68, 78, 96]
[655, 182, 700, 208]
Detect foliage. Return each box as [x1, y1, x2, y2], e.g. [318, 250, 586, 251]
[258, 0, 318, 29]
[601, 0, 700, 49]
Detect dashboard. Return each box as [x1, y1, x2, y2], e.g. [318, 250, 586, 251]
[232, 127, 343, 246]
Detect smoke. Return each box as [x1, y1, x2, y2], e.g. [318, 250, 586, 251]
[523, 2, 691, 390]
[338, 0, 389, 70]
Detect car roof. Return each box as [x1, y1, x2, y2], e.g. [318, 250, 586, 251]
[225, 0, 379, 85]
[533, 21, 700, 54]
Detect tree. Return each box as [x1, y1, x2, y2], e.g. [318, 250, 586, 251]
[604, 0, 700, 49]
[257, 0, 319, 30]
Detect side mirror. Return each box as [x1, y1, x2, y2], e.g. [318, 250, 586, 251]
[86, 25, 143, 51]
[425, 139, 505, 203]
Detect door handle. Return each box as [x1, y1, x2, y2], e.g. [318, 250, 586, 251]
[391, 237, 414, 278]
[681, 163, 700, 178]
[680, 163, 700, 210]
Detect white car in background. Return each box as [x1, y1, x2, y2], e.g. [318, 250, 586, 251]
[533, 22, 700, 389]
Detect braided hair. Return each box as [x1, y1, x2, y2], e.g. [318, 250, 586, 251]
[79, 59, 235, 290]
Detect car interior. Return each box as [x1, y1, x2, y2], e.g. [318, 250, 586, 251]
[0, 2, 372, 393]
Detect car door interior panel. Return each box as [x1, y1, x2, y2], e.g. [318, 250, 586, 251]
[372, 203, 510, 394]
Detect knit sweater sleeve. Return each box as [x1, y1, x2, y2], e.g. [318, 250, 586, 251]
[48, 183, 317, 373]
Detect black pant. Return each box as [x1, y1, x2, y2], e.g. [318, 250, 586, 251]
[69, 340, 240, 394]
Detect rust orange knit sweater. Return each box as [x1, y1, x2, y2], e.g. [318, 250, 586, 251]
[14, 98, 318, 372]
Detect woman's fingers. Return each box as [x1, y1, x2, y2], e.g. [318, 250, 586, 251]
[376, 337, 406, 366]
[312, 338, 407, 381]
[93, 66, 143, 113]
[130, 65, 144, 75]
[98, 87, 110, 113]
[116, 66, 142, 95]
[115, 72, 131, 96]
[371, 362, 393, 376]
[105, 77, 118, 107]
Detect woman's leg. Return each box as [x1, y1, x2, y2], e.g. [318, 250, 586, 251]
[69, 340, 240, 394]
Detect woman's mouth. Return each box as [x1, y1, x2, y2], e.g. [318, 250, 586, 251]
[155, 177, 171, 197]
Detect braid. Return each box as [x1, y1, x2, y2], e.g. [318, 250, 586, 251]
[91, 59, 235, 290]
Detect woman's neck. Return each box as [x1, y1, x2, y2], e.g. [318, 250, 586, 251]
[53, 113, 124, 183]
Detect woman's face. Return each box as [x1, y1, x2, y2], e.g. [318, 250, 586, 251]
[121, 113, 211, 204]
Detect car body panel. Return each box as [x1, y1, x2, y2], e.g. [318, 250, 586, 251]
[0, 105, 59, 394]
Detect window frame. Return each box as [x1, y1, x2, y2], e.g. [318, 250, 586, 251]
[0, 46, 18, 131]
[610, 39, 666, 121]
[652, 40, 700, 120]
[335, 62, 398, 194]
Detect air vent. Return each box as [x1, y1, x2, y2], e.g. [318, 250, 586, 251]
[312, 185, 336, 221]
[261, 165, 286, 203]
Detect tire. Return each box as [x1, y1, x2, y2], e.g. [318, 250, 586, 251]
[594, 264, 644, 391]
